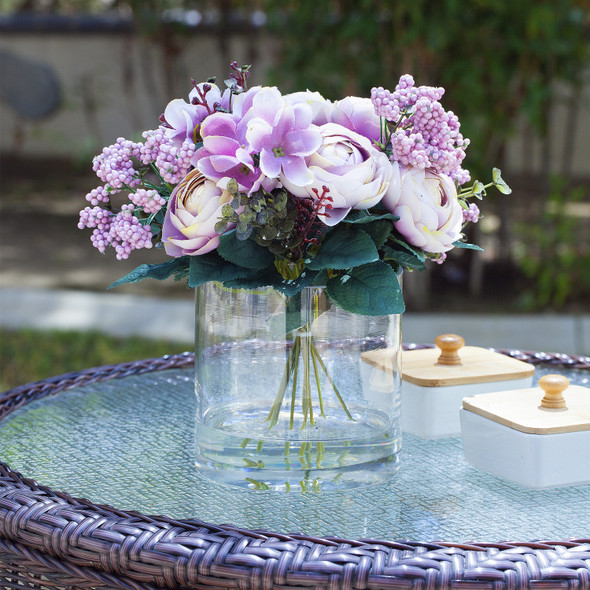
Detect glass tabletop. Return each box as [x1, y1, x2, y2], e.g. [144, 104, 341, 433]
[1, 364, 589, 544]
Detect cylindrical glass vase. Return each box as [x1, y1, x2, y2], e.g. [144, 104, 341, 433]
[194, 282, 402, 492]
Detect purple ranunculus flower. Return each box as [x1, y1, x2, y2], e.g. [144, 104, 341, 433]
[282, 123, 392, 226]
[244, 87, 322, 188]
[384, 166, 463, 253]
[162, 169, 236, 256]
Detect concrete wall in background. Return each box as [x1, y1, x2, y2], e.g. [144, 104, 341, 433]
[1, 29, 589, 180]
[0, 28, 274, 162]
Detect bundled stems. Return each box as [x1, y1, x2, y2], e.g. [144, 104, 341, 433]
[265, 326, 354, 430]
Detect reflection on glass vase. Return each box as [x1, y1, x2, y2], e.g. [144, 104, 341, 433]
[194, 281, 402, 492]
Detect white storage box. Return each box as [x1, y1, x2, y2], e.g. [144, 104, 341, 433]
[461, 374, 590, 489]
[400, 335, 534, 438]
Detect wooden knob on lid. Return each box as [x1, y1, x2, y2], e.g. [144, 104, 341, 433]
[435, 334, 465, 366]
[539, 374, 569, 410]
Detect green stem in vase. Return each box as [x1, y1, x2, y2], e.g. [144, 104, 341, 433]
[264, 321, 354, 432]
[289, 339, 300, 429]
[310, 339, 354, 421]
[265, 335, 300, 428]
[316, 442, 325, 468]
[310, 347, 326, 417]
[301, 332, 315, 427]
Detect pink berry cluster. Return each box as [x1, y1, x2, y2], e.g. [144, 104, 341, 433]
[78, 207, 112, 253]
[80, 126, 197, 258]
[371, 75, 471, 184]
[85, 186, 111, 206]
[129, 189, 166, 214]
[463, 202, 480, 223]
[78, 206, 153, 260]
[92, 137, 142, 190]
[139, 129, 166, 166]
[433, 252, 447, 265]
[109, 206, 154, 260]
[140, 130, 196, 184]
[372, 74, 444, 121]
[155, 137, 196, 184]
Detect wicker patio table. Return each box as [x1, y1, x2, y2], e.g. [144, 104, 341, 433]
[0, 346, 589, 590]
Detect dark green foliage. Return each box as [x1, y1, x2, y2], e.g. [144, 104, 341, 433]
[216, 185, 300, 257]
[218, 230, 276, 269]
[188, 252, 260, 287]
[383, 244, 427, 272]
[516, 179, 590, 310]
[109, 257, 190, 288]
[451, 241, 484, 252]
[326, 261, 405, 315]
[305, 228, 379, 270]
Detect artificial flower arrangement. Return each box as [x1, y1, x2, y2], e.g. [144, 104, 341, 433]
[79, 62, 510, 315]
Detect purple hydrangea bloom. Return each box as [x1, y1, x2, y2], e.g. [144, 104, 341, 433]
[192, 111, 271, 193]
[244, 87, 322, 188]
[162, 83, 230, 145]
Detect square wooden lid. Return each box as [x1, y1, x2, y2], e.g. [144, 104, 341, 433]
[462, 375, 590, 434]
[401, 335, 534, 387]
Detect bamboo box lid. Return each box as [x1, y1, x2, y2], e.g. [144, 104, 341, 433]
[401, 334, 535, 387]
[462, 374, 590, 435]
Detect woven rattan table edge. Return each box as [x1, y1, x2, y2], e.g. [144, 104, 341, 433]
[1, 347, 589, 589]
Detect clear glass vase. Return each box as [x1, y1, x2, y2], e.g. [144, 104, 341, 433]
[194, 282, 402, 492]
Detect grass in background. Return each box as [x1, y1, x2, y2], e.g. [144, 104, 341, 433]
[0, 329, 189, 391]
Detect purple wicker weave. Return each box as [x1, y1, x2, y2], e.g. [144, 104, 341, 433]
[1, 347, 589, 590]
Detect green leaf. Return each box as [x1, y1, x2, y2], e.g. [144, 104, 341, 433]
[452, 240, 484, 251]
[492, 167, 512, 195]
[108, 257, 190, 289]
[472, 180, 485, 198]
[344, 210, 399, 224]
[214, 221, 228, 234]
[283, 292, 304, 334]
[311, 269, 330, 287]
[326, 261, 405, 315]
[383, 244, 427, 271]
[388, 236, 426, 262]
[188, 252, 260, 288]
[360, 219, 394, 249]
[222, 272, 275, 290]
[217, 230, 275, 269]
[265, 291, 307, 335]
[226, 178, 239, 196]
[274, 269, 318, 296]
[306, 228, 379, 270]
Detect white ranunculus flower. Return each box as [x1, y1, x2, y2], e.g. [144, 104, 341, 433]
[281, 123, 392, 226]
[384, 166, 463, 253]
[284, 90, 335, 125]
[331, 96, 382, 144]
[162, 170, 236, 256]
